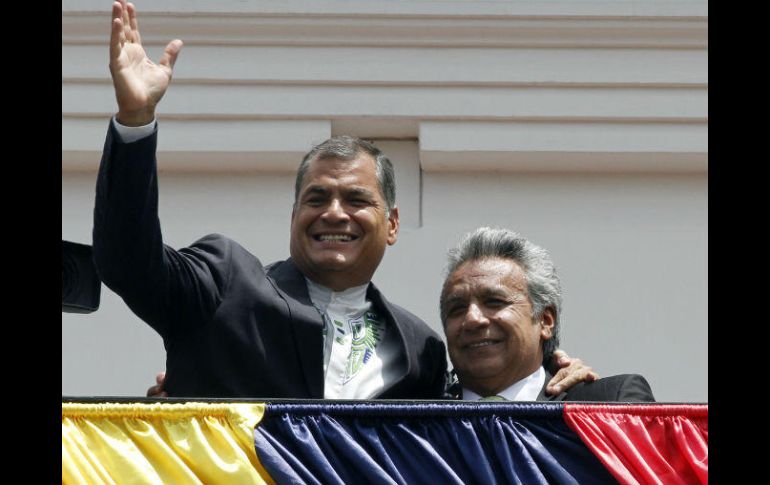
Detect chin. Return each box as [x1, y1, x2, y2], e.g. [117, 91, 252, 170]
[463, 361, 506, 379]
[314, 255, 352, 269]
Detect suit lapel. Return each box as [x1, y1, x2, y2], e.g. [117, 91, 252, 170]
[366, 283, 411, 398]
[266, 258, 325, 398]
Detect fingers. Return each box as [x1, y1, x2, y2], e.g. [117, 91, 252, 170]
[110, 18, 124, 62]
[121, 0, 133, 43]
[110, 3, 125, 61]
[126, 2, 142, 45]
[146, 385, 168, 398]
[547, 368, 599, 395]
[545, 359, 600, 395]
[552, 349, 570, 367]
[159, 39, 184, 71]
[547, 366, 572, 393]
[147, 372, 168, 397]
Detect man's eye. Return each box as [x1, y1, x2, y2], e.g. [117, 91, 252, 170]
[349, 199, 369, 207]
[305, 198, 325, 206]
[486, 299, 508, 307]
[447, 305, 466, 316]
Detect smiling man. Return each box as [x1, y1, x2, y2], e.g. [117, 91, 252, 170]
[96, 129, 448, 398]
[290, 145, 398, 292]
[91, 0, 449, 399]
[441, 227, 655, 402]
[94, 1, 593, 399]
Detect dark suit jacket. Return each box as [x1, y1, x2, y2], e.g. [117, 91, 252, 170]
[92, 122, 447, 399]
[536, 371, 655, 402]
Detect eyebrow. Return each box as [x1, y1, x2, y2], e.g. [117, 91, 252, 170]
[479, 287, 514, 299]
[301, 186, 329, 198]
[444, 286, 523, 304]
[344, 187, 376, 199]
[443, 294, 466, 306]
[302, 185, 377, 199]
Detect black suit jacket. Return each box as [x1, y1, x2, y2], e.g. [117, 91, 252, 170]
[445, 370, 655, 402]
[536, 371, 655, 402]
[92, 122, 447, 398]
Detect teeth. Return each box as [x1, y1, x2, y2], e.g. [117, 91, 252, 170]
[319, 234, 352, 242]
[468, 341, 496, 348]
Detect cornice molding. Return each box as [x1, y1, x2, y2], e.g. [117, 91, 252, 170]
[62, 12, 706, 49]
[62, 0, 708, 18]
[62, 1, 707, 174]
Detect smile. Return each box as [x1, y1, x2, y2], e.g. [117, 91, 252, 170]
[465, 339, 501, 349]
[314, 234, 357, 242]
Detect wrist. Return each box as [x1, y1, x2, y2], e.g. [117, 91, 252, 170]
[115, 108, 156, 127]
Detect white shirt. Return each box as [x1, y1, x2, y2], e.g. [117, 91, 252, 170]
[306, 278, 402, 399]
[462, 366, 546, 401]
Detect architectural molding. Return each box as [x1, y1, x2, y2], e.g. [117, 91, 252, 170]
[62, 0, 708, 18]
[62, 0, 707, 174]
[419, 120, 707, 173]
[63, 12, 706, 49]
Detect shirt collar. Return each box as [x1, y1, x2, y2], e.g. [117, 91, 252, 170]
[305, 278, 369, 313]
[462, 366, 546, 401]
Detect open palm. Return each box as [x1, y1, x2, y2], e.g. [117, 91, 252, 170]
[109, 1, 182, 125]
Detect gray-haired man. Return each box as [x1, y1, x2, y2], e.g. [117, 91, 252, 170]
[441, 227, 655, 401]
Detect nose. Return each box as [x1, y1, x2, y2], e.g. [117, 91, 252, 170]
[321, 198, 350, 224]
[463, 303, 489, 330]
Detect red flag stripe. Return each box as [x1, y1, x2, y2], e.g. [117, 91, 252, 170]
[563, 404, 707, 485]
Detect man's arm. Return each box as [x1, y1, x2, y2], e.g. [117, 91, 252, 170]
[94, 2, 228, 339]
[613, 374, 655, 402]
[562, 374, 655, 402]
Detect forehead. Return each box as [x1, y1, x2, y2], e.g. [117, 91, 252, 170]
[445, 257, 528, 295]
[300, 154, 379, 191]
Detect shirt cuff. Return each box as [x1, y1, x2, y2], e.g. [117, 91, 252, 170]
[111, 116, 157, 143]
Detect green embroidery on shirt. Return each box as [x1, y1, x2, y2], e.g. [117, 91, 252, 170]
[343, 311, 385, 383]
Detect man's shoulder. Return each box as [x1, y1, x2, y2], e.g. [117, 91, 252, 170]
[565, 373, 655, 403]
[183, 233, 243, 257]
[182, 234, 273, 271]
[189, 233, 244, 252]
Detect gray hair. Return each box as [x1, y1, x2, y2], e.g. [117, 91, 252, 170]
[440, 227, 562, 366]
[294, 136, 396, 213]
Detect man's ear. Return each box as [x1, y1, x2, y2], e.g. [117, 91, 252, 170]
[540, 308, 555, 340]
[387, 206, 400, 246]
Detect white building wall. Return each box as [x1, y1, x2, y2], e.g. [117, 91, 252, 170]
[62, 0, 707, 401]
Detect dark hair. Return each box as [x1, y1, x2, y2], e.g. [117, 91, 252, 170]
[294, 136, 395, 213]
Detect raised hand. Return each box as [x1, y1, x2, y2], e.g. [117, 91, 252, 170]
[109, 1, 183, 126]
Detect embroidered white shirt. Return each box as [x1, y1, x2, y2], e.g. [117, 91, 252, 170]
[306, 278, 402, 399]
[462, 366, 546, 401]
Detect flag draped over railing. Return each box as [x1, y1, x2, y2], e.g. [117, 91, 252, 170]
[62, 400, 707, 485]
[62, 402, 271, 484]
